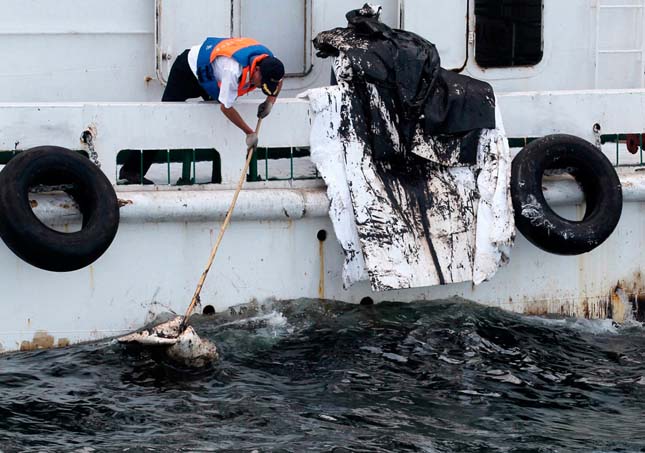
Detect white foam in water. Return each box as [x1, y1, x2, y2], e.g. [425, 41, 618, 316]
[487, 371, 523, 385]
[439, 355, 463, 365]
[525, 316, 622, 334]
[382, 352, 408, 363]
[217, 311, 291, 337]
[567, 318, 620, 334]
[459, 390, 502, 398]
[319, 414, 338, 422]
[575, 377, 617, 388]
[360, 346, 384, 354]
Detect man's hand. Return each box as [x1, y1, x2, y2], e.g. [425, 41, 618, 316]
[245, 132, 259, 150]
[257, 100, 273, 119]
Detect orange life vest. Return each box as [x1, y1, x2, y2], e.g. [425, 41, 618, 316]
[196, 37, 273, 100]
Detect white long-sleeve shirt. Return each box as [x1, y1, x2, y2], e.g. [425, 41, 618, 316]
[187, 45, 242, 109]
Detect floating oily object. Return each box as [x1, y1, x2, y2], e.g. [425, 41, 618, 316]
[165, 325, 219, 368]
[117, 316, 219, 368]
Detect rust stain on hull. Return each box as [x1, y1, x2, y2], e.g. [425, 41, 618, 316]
[18, 331, 71, 352]
[318, 239, 325, 299]
[519, 276, 645, 323]
[20, 330, 54, 351]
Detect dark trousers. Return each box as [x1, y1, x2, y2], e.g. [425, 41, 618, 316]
[120, 49, 210, 177]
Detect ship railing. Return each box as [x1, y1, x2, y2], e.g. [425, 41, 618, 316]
[1, 90, 645, 184]
[111, 146, 317, 186]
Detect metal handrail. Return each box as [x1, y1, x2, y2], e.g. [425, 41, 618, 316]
[154, 0, 168, 86]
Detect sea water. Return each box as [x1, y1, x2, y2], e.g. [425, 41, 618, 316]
[1, 298, 644, 452]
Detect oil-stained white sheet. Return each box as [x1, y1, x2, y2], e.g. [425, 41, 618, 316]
[300, 82, 514, 291]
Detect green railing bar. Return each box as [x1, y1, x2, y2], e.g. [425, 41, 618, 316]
[139, 150, 144, 184]
[248, 148, 258, 182]
[265, 147, 269, 180]
[616, 134, 619, 166]
[167, 149, 171, 185]
[251, 147, 310, 160]
[178, 149, 191, 185]
[210, 152, 222, 184]
[192, 149, 196, 184]
[601, 134, 627, 144]
[508, 137, 539, 148]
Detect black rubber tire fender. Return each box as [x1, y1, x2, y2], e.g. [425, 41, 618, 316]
[0, 146, 120, 271]
[510, 134, 622, 255]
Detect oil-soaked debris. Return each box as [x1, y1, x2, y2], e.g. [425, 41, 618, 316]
[118, 315, 219, 368]
[303, 5, 514, 290]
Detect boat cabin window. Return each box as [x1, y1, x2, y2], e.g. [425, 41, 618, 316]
[238, 0, 312, 76]
[474, 0, 543, 68]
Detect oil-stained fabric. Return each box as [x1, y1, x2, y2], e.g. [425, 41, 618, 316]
[301, 4, 514, 291]
[313, 4, 496, 166]
[303, 84, 513, 290]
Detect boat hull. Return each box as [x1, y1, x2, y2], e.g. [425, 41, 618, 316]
[1, 176, 643, 353]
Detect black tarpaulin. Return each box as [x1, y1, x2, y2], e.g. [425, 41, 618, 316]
[313, 3, 496, 165]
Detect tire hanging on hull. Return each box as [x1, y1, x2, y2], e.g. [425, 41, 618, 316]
[0, 146, 120, 272]
[510, 134, 622, 255]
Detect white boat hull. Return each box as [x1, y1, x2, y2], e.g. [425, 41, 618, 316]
[1, 170, 644, 353]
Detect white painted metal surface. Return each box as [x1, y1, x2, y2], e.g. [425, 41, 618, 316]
[595, 0, 645, 89]
[1, 1, 645, 353]
[239, 0, 311, 74]
[400, 0, 468, 70]
[156, 0, 233, 85]
[0, 0, 160, 102]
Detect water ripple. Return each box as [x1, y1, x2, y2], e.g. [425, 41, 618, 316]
[1, 299, 645, 452]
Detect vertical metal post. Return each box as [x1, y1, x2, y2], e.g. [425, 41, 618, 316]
[154, 0, 168, 86]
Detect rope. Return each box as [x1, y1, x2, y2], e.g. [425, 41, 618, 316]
[180, 117, 262, 330]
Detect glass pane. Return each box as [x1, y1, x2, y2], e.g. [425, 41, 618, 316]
[475, 0, 543, 68]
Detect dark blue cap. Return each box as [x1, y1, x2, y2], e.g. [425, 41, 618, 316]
[259, 57, 285, 96]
